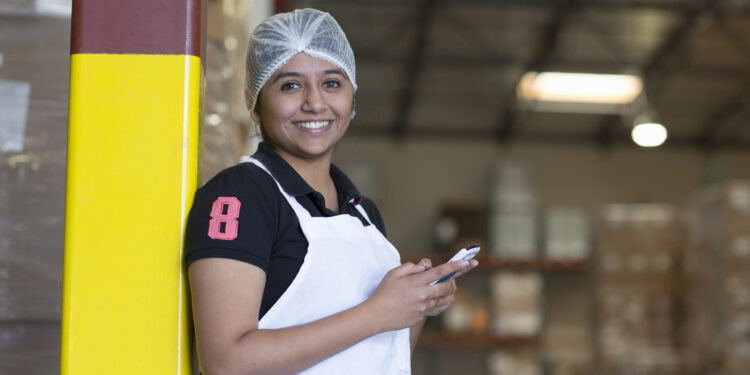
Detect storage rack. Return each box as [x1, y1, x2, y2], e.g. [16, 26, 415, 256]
[409, 254, 589, 375]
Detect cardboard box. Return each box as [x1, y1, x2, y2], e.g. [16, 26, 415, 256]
[545, 207, 591, 260]
[594, 204, 687, 374]
[0, 12, 70, 375]
[489, 164, 538, 258]
[490, 272, 542, 336]
[686, 181, 750, 373]
[488, 350, 540, 375]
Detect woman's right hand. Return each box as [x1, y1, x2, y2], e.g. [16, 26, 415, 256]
[363, 259, 477, 332]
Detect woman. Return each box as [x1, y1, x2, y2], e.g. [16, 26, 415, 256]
[185, 8, 477, 374]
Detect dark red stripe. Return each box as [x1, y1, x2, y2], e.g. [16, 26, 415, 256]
[71, 0, 204, 59]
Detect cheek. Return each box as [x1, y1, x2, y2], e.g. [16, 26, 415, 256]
[331, 94, 354, 115]
[262, 98, 298, 123]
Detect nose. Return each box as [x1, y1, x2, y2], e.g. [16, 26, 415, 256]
[302, 86, 327, 113]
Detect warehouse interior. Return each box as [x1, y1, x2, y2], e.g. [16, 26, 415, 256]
[2, 0, 750, 373]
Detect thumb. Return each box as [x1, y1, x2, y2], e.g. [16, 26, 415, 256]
[416, 258, 432, 269]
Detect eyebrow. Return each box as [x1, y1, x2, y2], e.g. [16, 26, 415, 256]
[270, 72, 301, 84]
[270, 69, 347, 84]
[324, 69, 346, 77]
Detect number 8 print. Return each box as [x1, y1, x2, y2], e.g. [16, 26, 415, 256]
[207, 196, 241, 240]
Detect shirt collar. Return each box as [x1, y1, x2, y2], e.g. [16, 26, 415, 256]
[252, 142, 362, 200]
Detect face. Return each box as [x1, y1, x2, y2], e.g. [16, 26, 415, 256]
[252, 53, 354, 163]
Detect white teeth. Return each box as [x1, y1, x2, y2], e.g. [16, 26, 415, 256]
[294, 121, 330, 129]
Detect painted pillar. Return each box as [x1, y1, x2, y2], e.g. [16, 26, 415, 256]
[61, 0, 205, 373]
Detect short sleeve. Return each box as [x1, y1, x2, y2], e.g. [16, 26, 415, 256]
[184, 165, 281, 272]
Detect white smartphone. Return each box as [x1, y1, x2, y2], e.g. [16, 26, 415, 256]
[430, 245, 480, 285]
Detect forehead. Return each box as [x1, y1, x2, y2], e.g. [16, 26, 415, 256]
[273, 52, 346, 78]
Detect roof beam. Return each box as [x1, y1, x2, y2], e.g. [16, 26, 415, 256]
[715, 17, 750, 63]
[347, 125, 750, 151]
[349, 14, 415, 62]
[353, 50, 750, 78]
[495, 0, 577, 143]
[693, 13, 750, 146]
[695, 82, 750, 149]
[593, 0, 719, 149]
[642, 0, 721, 102]
[440, 10, 509, 64]
[390, 0, 437, 139]
[311, 0, 750, 14]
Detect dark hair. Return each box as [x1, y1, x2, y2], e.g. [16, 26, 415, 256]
[253, 94, 271, 141]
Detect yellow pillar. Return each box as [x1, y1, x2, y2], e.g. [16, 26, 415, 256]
[61, 0, 204, 373]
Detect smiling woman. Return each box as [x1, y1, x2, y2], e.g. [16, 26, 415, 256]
[254, 53, 354, 174]
[184, 8, 477, 375]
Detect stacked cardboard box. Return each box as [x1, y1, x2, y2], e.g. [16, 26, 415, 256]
[490, 272, 543, 336]
[594, 204, 686, 375]
[545, 351, 590, 375]
[545, 207, 590, 260]
[0, 10, 71, 375]
[687, 181, 750, 375]
[488, 350, 540, 375]
[543, 327, 591, 375]
[489, 164, 537, 258]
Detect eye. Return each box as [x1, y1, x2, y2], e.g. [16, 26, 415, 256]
[280, 81, 301, 91]
[323, 80, 341, 89]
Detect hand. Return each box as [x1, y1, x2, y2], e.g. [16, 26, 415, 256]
[418, 258, 479, 317]
[363, 257, 478, 332]
[413, 259, 450, 317]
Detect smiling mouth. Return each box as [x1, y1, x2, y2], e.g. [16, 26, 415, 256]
[293, 120, 332, 129]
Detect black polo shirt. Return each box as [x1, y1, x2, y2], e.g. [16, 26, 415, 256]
[185, 142, 386, 319]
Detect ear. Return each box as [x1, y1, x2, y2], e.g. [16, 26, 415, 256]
[250, 109, 261, 123]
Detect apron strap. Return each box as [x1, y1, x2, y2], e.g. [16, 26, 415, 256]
[245, 157, 374, 227]
[348, 198, 373, 226]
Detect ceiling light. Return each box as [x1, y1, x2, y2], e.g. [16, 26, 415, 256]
[517, 72, 643, 114]
[631, 122, 667, 147]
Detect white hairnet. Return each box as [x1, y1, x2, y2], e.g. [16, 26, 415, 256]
[245, 8, 357, 114]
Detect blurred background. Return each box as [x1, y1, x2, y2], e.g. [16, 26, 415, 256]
[2, 0, 750, 374]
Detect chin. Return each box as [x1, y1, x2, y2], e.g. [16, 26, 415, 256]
[286, 141, 332, 159]
[302, 146, 335, 159]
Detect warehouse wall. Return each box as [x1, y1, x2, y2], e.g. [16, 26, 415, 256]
[334, 137, 750, 255]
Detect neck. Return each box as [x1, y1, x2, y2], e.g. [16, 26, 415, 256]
[274, 147, 334, 195]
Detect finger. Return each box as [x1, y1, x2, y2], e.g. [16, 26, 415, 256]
[429, 277, 458, 297]
[427, 294, 454, 309]
[451, 259, 479, 278]
[431, 279, 457, 298]
[427, 303, 452, 317]
[390, 262, 427, 278]
[426, 297, 455, 316]
[417, 260, 469, 285]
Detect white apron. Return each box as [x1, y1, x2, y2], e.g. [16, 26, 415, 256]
[249, 158, 411, 375]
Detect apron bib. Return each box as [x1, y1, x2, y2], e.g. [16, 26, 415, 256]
[249, 158, 411, 374]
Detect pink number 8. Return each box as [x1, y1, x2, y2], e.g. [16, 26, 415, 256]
[207, 196, 241, 240]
